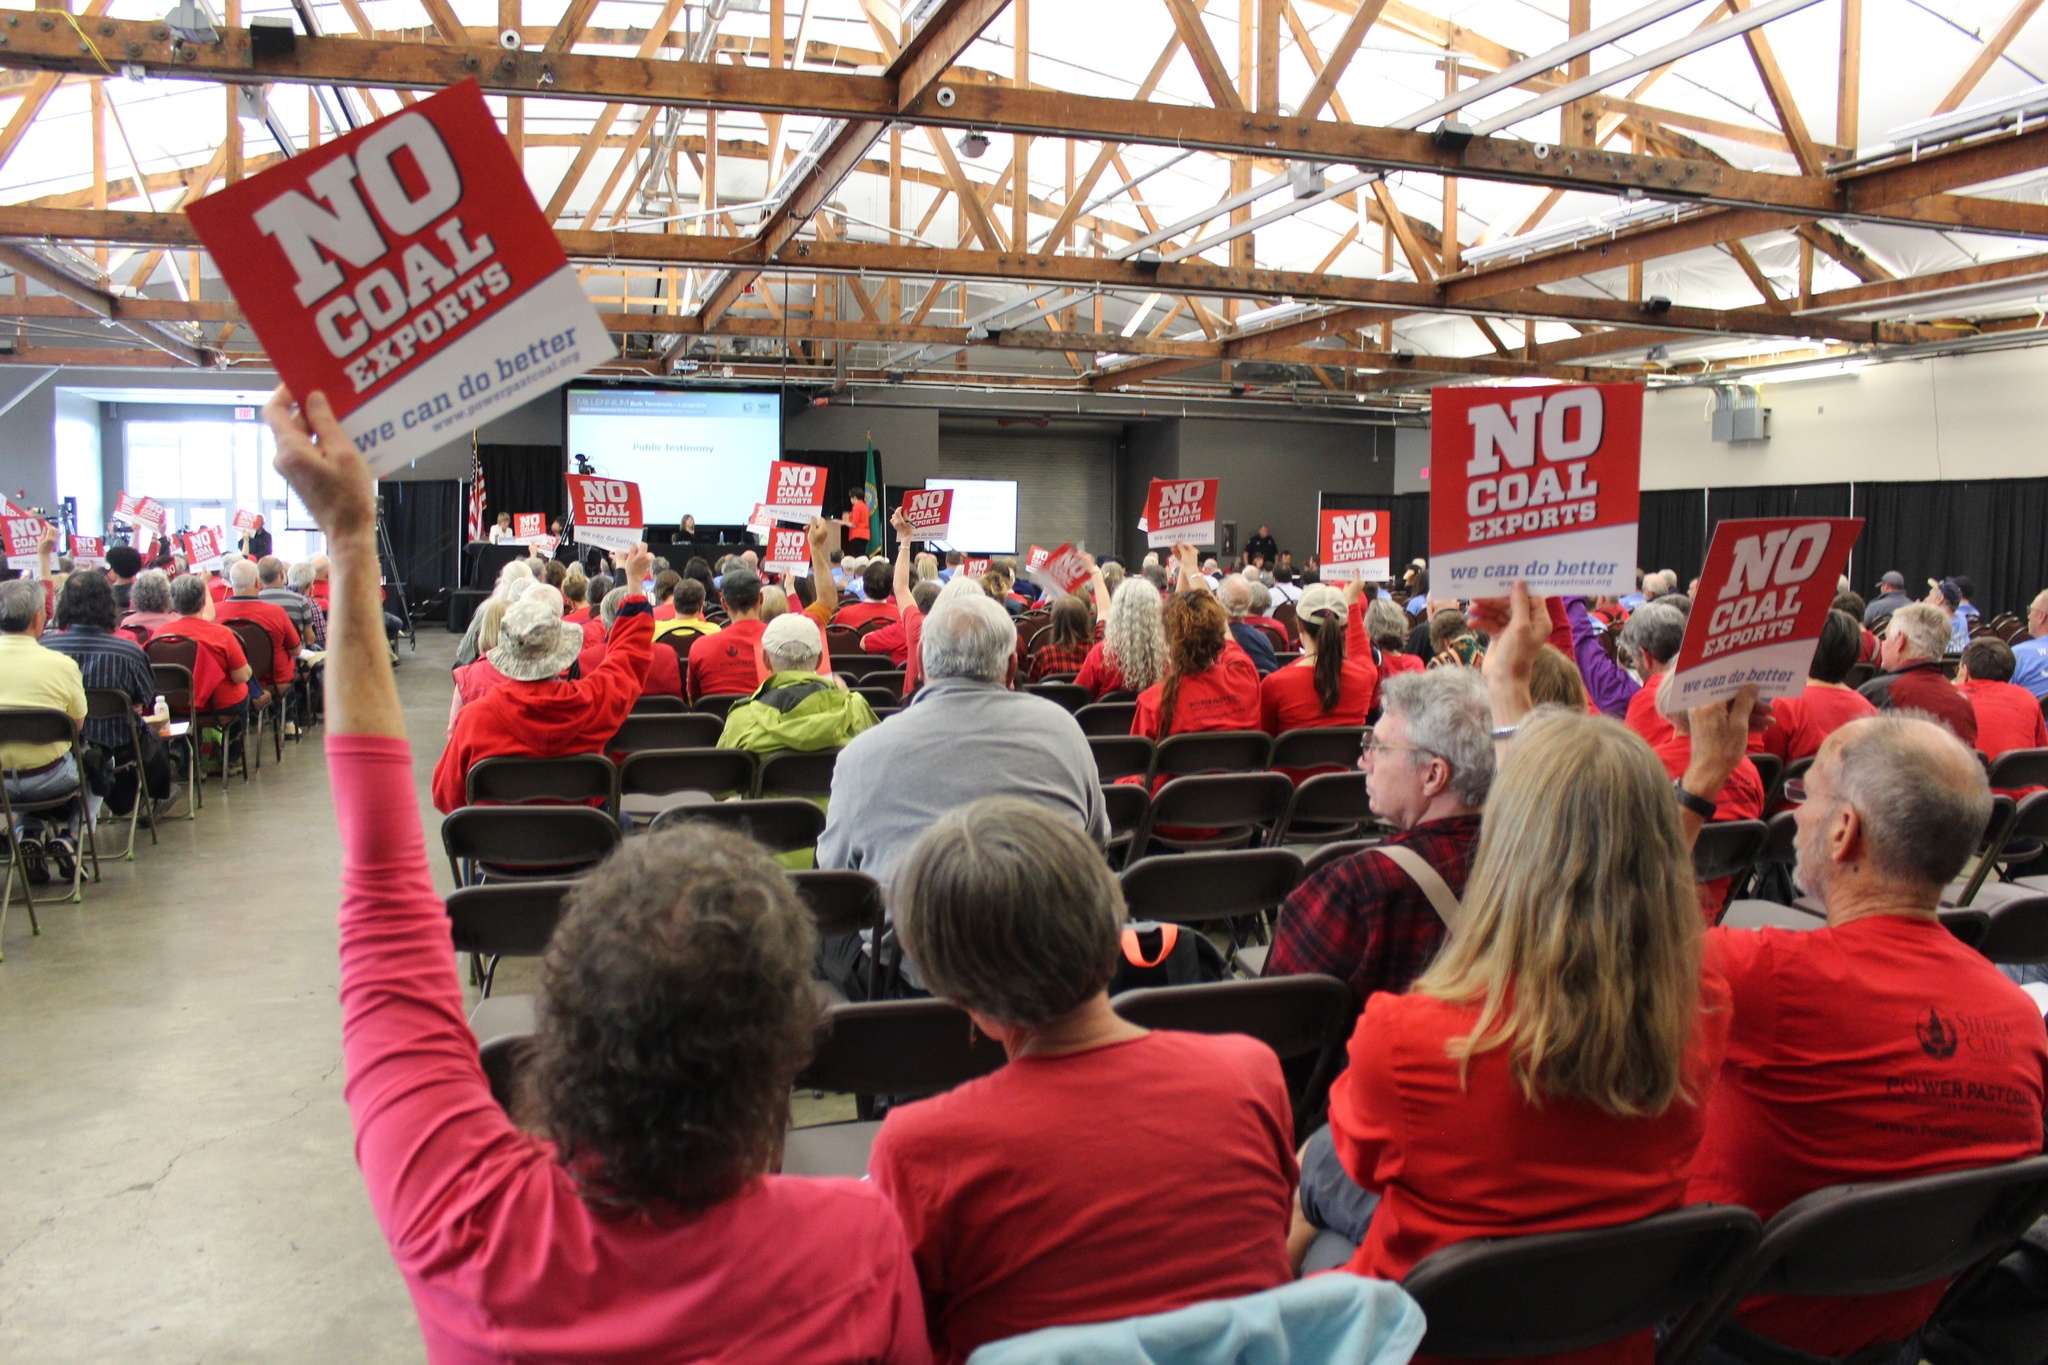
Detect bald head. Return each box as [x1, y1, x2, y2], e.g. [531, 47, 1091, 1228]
[1806, 715, 1992, 900]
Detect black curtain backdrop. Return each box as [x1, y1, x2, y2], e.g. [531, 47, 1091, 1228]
[1853, 479, 2048, 621]
[378, 480, 463, 618]
[1637, 490, 1707, 590]
[1387, 492, 1430, 577]
[1706, 482, 1852, 523]
[477, 444, 566, 527]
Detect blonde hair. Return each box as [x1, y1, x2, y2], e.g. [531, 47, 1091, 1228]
[477, 596, 511, 653]
[759, 586, 790, 621]
[1414, 709, 1703, 1116]
[915, 552, 938, 583]
[1526, 645, 1588, 711]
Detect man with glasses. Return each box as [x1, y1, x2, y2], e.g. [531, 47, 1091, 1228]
[1263, 669, 1494, 1007]
[2008, 589, 2048, 699]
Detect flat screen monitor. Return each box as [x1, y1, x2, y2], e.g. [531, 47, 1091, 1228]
[563, 387, 782, 525]
[924, 478, 1019, 554]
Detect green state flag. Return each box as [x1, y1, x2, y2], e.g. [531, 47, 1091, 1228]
[861, 438, 883, 555]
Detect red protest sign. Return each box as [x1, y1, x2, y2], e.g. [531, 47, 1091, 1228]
[71, 535, 105, 565]
[764, 462, 826, 523]
[185, 526, 226, 570]
[1142, 478, 1219, 548]
[1025, 543, 1092, 596]
[1429, 383, 1641, 596]
[3, 499, 46, 568]
[1667, 517, 1864, 708]
[115, 492, 165, 528]
[513, 513, 545, 542]
[902, 488, 954, 541]
[764, 525, 811, 575]
[963, 557, 991, 578]
[568, 475, 644, 553]
[184, 80, 611, 475]
[1319, 508, 1390, 582]
[233, 508, 260, 532]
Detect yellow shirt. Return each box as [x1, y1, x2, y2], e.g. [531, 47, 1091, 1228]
[654, 617, 723, 641]
[0, 632, 87, 769]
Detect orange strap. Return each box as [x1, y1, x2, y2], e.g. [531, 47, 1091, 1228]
[1120, 923, 1180, 968]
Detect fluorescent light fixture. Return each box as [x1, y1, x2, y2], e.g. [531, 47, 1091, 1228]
[1237, 299, 1311, 328]
[1748, 359, 1870, 384]
[1460, 199, 1698, 267]
[1887, 83, 2048, 153]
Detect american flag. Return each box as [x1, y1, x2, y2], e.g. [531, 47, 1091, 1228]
[466, 441, 486, 541]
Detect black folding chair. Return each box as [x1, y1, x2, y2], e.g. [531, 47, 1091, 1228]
[1398, 1204, 1761, 1361]
[1089, 735, 1155, 785]
[756, 748, 840, 799]
[465, 754, 617, 818]
[0, 707, 101, 952]
[148, 662, 201, 817]
[1990, 747, 2048, 794]
[1024, 681, 1090, 712]
[615, 748, 758, 828]
[221, 617, 283, 768]
[1269, 726, 1368, 777]
[608, 712, 724, 757]
[1102, 783, 1150, 869]
[1075, 701, 1139, 736]
[854, 686, 899, 712]
[789, 869, 896, 1001]
[146, 639, 249, 801]
[1112, 974, 1355, 1133]
[784, 999, 1011, 1173]
[441, 806, 620, 887]
[1971, 890, 2048, 964]
[1153, 730, 1273, 779]
[865, 669, 907, 695]
[1301, 838, 1382, 879]
[1662, 1157, 2048, 1365]
[445, 880, 573, 996]
[648, 798, 826, 854]
[1944, 793, 2023, 909]
[693, 693, 750, 718]
[830, 653, 890, 681]
[84, 688, 158, 859]
[1129, 771, 1295, 854]
[1274, 771, 1375, 845]
[1747, 752, 1784, 805]
[629, 694, 688, 714]
[1693, 820, 1769, 884]
[1119, 847, 1305, 961]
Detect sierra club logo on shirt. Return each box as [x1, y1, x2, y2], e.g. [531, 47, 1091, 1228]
[1916, 1007, 1960, 1061]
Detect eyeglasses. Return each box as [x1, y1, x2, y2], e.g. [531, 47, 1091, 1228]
[1363, 739, 1437, 762]
[1781, 778, 1808, 804]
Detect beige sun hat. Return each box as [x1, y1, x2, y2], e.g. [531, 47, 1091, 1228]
[488, 592, 583, 681]
[1296, 581, 1347, 627]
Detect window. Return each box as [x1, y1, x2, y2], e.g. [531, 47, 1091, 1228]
[121, 417, 318, 561]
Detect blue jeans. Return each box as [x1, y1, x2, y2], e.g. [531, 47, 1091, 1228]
[6, 753, 81, 838]
[1298, 1123, 1382, 1243]
[2000, 963, 2048, 986]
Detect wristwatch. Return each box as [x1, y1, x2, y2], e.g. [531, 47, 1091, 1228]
[1489, 725, 1519, 741]
[1671, 779, 1718, 819]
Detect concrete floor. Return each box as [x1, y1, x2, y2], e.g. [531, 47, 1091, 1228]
[0, 631, 468, 1362]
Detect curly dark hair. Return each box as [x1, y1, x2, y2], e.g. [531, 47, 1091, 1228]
[1157, 589, 1228, 739]
[525, 826, 821, 1217]
[55, 569, 119, 630]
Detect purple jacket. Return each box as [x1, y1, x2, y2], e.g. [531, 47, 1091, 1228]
[1566, 597, 1640, 718]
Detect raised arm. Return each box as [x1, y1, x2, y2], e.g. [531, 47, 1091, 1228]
[807, 516, 839, 620]
[1172, 543, 1210, 596]
[1084, 554, 1110, 620]
[890, 508, 916, 611]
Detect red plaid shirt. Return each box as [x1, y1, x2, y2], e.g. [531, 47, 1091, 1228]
[1029, 640, 1094, 681]
[1264, 814, 1483, 1006]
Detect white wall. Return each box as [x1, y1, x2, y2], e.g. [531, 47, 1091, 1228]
[1641, 345, 2048, 489]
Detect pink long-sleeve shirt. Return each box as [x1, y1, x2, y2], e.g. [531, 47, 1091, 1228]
[332, 735, 930, 1364]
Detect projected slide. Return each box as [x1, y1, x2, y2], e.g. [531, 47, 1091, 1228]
[926, 478, 1018, 554]
[564, 388, 782, 524]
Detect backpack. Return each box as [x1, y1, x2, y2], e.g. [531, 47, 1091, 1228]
[1109, 922, 1229, 994]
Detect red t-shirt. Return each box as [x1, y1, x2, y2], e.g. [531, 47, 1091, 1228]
[1625, 680, 1675, 750]
[1377, 651, 1426, 678]
[1650, 734, 1765, 921]
[580, 637, 682, 699]
[1131, 642, 1261, 741]
[1332, 973, 1732, 1365]
[652, 602, 677, 620]
[1259, 656, 1378, 735]
[307, 579, 330, 609]
[163, 615, 250, 711]
[1690, 918, 2048, 1354]
[834, 599, 899, 631]
[869, 1031, 1295, 1364]
[686, 618, 768, 700]
[207, 577, 230, 605]
[863, 619, 911, 667]
[217, 595, 302, 684]
[1751, 684, 1876, 763]
[1074, 641, 1127, 698]
[1961, 678, 2048, 762]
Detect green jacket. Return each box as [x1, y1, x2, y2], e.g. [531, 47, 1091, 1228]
[718, 670, 879, 755]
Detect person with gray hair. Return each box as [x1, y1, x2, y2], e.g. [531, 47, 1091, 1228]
[1218, 574, 1279, 675]
[1265, 667, 1492, 1005]
[867, 797, 1297, 1359]
[165, 572, 258, 736]
[0, 576, 89, 882]
[255, 554, 318, 647]
[1858, 600, 1979, 744]
[716, 612, 876, 756]
[118, 568, 180, 639]
[816, 593, 1108, 998]
[1616, 601, 1688, 741]
[1688, 714, 2047, 1363]
[218, 553, 304, 716]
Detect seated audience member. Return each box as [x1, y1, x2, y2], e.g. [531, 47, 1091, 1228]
[760, 585, 791, 623]
[1944, 575, 1981, 653]
[256, 555, 320, 649]
[1294, 700, 1731, 1361]
[162, 573, 257, 727]
[450, 590, 530, 727]
[817, 593, 1107, 997]
[266, 390, 925, 1361]
[1956, 636, 2048, 763]
[118, 568, 181, 641]
[431, 547, 654, 813]
[41, 571, 177, 820]
[0, 577, 89, 881]
[1863, 572, 1907, 627]
[577, 574, 614, 649]
[865, 582, 936, 668]
[560, 569, 591, 625]
[1528, 644, 1590, 711]
[1265, 669, 1491, 1005]
[285, 560, 328, 646]
[654, 578, 722, 645]
[216, 557, 302, 689]
[1561, 595, 1641, 718]
[833, 561, 899, 631]
[1270, 565, 1304, 606]
[1260, 582, 1377, 738]
[938, 549, 964, 582]
[1427, 608, 1484, 669]
[1028, 593, 1096, 681]
[719, 612, 877, 755]
[1366, 598, 1423, 678]
[1131, 548, 1261, 742]
[1689, 714, 2047, 1363]
[1244, 579, 1289, 643]
[1832, 591, 1879, 664]
[1404, 566, 1431, 615]
[538, 558, 566, 591]
[456, 559, 534, 667]
[648, 570, 683, 620]
[687, 567, 769, 701]
[1618, 602, 1685, 743]
[106, 544, 142, 610]
[1754, 610, 1878, 763]
[1219, 575, 1280, 675]
[872, 800, 1295, 1361]
[1076, 578, 1167, 698]
[2008, 589, 2048, 698]
[682, 555, 716, 601]
[207, 555, 236, 604]
[580, 587, 683, 701]
[1860, 602, 1978, 745]
[982, 561, 1025, 617]
[913, 552, 940, 585]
